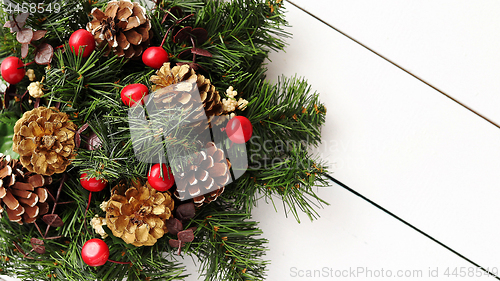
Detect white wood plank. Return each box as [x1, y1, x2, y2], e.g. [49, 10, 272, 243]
[287, 0, 500, 125]
[265, 2, 500, 273]
[252, 184, 494, 281]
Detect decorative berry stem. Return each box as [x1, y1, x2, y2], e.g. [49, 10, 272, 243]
[107, 259, 132, 265]
[190, 37, 196, 63]
[86, 191, 92, 215]
[160, 13, 194, 47]
[23, 61, 35, 67]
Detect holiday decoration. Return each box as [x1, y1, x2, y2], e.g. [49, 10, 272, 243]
[120, 83, 148, 107]
[81, 238, 110, 267]
[80, 173, 108, 192]
[12, 107, 76, 176]
[222, 86, 248, 113]
[174, 142, 230, 205]
[0, 1, 329, 280]
[226, 116, 253, 143]
[90, 215, 108, 238]
[85, 132, 103, 151]
[2, 12, 53, 65]
[0, 154, 50, 224]
[1, 56, 25, 85]
[69, 29, 96, 58]
[148, 163, 175, 192]
[142, 46, 169, 69]
[27, 81, 44, 98]
[26, 69, 35, 81]
[87, 0, 151, 58]
[150, 62, 223, 121]
[104, 180, 174, 247]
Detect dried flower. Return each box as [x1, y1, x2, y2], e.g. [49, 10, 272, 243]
[222, 98, 237, 112]
[91, 216, 108, 238]
[222, 86, 248, 113]
[237, 98, 248, 111]
[27, 82, 44, 98]
[100, 200, 108, 212]
[26, 69, 36, 81]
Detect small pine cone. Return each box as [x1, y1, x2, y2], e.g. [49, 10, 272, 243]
[105, 180, 174, 247]
[174, 142, 231, 206]
[151, 63, 223, 120]
[12, 107, 76, 176]
[0, 154, 51, 224]
[87, 0, 151, 58]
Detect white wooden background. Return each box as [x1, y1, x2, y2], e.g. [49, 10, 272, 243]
[250, 1, 500, 280]
[4, 1, 500, 280]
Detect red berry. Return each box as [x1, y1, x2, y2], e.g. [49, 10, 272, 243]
[1, 57, 25, 85]
[121, 84, 149, 107]
[69, 29, 96, 58]
[142, 47, 169, 69]
[148, 163, 175, 192]
[81, 238, 109, 267]
[226, 116, 253, 143]
[80, 173, 108, 192]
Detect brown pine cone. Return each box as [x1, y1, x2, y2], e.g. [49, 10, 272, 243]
[150, 63, 223, 121]
[0, 154, 50, 224]
[12, 107, 76, 176]
[174, 142, 231, 206]
[87, 0, 151, 58]
[104, 180, 174, 247]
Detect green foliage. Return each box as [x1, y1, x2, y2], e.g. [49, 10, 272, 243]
[0, 0, 330, 280]
[189, 204, 269, 281]
[0, 116, 18, 158]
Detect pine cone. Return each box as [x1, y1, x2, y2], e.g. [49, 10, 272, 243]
[151, 63, 223, 120]
[12, 107, 76, 176]
[87, 0, 151, 58]
[105, 180, 174, 247]
[0, 154, 50, 224]
[174, 142, 231, 206]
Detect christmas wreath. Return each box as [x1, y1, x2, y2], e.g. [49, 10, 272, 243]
[0, 0, 329, 280]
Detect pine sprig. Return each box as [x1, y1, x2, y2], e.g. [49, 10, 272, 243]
[247, 76, 327, 151]
[189, 205, 269, 281]
[45, 44, 126, 111]
[251, 143, 330, 222]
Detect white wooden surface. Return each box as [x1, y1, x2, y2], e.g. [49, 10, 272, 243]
[4, 1, 500, 280]
[253, 1, 500, 280]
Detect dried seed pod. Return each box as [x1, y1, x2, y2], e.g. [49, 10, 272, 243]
[150, 62, 223, 121]
[174, 142, 231, 206]
[104, 180, 175, 247]
[12, 107, 76, 176]
[87, 0, 151, 58]
[0, 154, 51, 224]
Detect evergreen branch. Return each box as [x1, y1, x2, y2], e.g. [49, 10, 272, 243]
[45, 43, 126, 113]
[247, 76, 327, 154]
[249, 142, 330, 222]
[189, 205, 268, 281]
